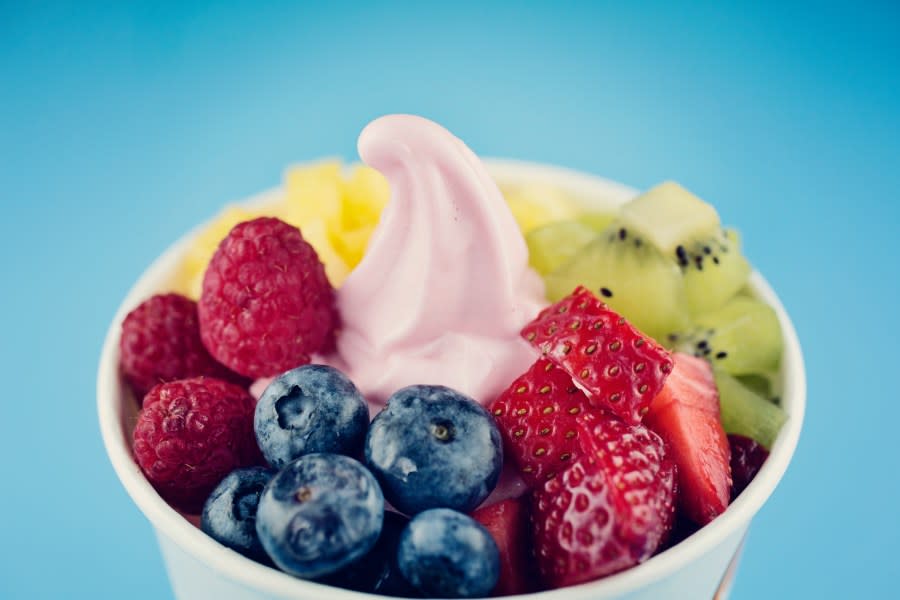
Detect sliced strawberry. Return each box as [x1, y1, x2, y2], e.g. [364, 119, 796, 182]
[522, 286, 673, 424]
[490, 358, 599, 488]
[531, 414, 676, 588]
[644, 353, 732, 525]
[471, 498, 540, 596]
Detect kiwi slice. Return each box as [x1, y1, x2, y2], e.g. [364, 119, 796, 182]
[545, 224, 690, 342]
[619, 182, 750, 316]
[715, 369, 786, 449]
[619, 181, 720, 254]
[525, 220, 598, 276]
[680, 229, 751, 316]
[673, 296, 783, 376]
[735, 373, 774, 400]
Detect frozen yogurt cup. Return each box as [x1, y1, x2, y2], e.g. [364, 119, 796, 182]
[98, 159, 804, 600]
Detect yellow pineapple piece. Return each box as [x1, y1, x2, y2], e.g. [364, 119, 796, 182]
[296, 218, 351, 287]
[501, 183, 581, 233]
[172, 161, 390, 295]
[331, 224, 375, 269]
[283, 161, 344, 232]
[342, 165, 389, 230]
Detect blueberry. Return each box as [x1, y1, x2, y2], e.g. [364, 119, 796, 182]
[255, 365, 369, 469]
[365, 385, 502, 515]
[398, 508, 500, 598]
[200, 467, 274, 562]
[255, 453, 384, 579]
[318, 511, 421, 597]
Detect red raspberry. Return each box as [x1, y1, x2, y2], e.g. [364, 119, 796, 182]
[728, 434, 768, 500]
[132, 377, 261, 513]
[522, 286, 673, 424]
[198, 217, 337, 379]
[491, 358, 601, 488]
[531, 414, 676, 588]
[119, 293, 245, 401]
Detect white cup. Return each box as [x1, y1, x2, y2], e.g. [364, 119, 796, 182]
[97, 160, 805, 600]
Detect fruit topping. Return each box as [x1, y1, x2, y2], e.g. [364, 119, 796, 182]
[526, 220, 598, 276]
[644, 353, 732, 525]
[365, 385, 503, 515]
[618, 182, 750, 318]
[680, 228, 751, 316]
[254, 365, 369, 469]
[173, 162, 391, 295]
[500, 182, 581, 234]
[617, 181, 720, 255]
[398, 508, 500, 598]
[531, 415, 676, 587]
[255, 453, 384, 579]
[522, 286, 674, 424]
[673, 295, 783, 376]
[545, 225, 690, 342]
[132, 377, 261, 513]
[119, 293, 244, 400]
[200, 466, 274, 562]
[471, 498, 540, 596]
[728, 434, 770, 499]
[198, 217, 337, 379]
[490, 358, 596, 488]
[715, 369, 786, 449]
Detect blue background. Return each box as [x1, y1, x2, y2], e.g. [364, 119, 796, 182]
[1, 1, 898, 598]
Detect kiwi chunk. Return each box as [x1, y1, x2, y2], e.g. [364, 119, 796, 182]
[715, 369, 786, 449]
[674, 296, 783, 376]
[735, 373, 774, 400]
[619, 182, 720, 254]
[681, 229, 751, 316]
[546, 224, 690, 342]
[525, 220, 598, 276]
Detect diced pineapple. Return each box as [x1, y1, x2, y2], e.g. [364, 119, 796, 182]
[283, 161, 344, 232]
[501, 183, 581, 233]
[295, 218, 351, 287]
[331, 224, 375, 270]
[171, 161, 388, 293]
[342, 165, 389, 230]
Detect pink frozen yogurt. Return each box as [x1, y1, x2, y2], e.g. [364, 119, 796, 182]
[331, 114, 546, 406]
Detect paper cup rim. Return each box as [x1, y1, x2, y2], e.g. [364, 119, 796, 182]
[97, 159, 805, 600]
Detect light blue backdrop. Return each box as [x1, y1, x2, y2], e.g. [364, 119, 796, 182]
[1, 1, 897, 598]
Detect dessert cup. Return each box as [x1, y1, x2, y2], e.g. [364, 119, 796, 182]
[97, 159, 805, 600]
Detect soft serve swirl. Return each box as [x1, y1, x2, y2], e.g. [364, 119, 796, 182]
[334, 115, 546, 405]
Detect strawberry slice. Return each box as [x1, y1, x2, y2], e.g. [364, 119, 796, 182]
[521, 286, 673, 424]
[491, 358, 599, 488]
[531, 414, 676, 588]
[471, 498, 539, 596]
[644, 353, 732, 525]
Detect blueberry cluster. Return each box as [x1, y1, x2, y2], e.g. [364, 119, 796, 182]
[199, 364, 502, 598]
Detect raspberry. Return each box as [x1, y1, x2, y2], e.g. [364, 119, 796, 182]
[728, 434, 768, 500]
[198, 217, 337, 379]
[119, 293, 245, 400]
[133, 377, 261, 513]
